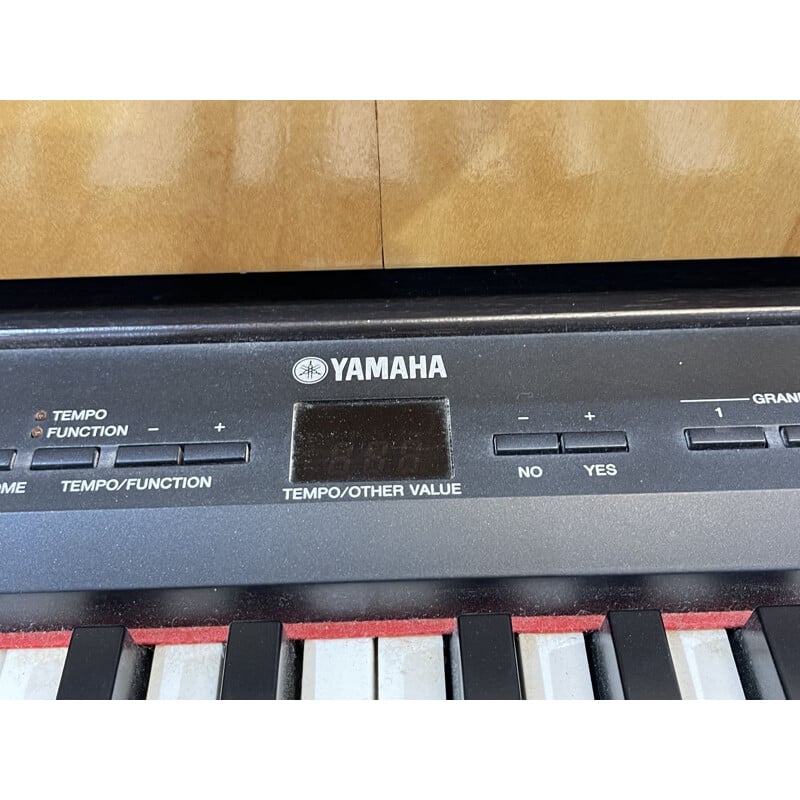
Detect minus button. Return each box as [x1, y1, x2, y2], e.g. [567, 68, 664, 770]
[493, 433, 560, 455]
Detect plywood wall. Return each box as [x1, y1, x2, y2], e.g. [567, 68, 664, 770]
[378, 101, 800, 267]
[0, 101, 382, 278]
[1, 100, 799, 278]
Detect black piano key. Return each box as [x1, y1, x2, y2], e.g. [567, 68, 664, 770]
[452, 614, 521, 699]
[56, 625, 148, 700]
[733, 606, 800, 699]
[590, 610, 682, 699]
[219, 620, 291, 700]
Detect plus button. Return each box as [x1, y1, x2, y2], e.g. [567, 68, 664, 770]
[584, 412, 596, 421]
[214, 423, 226, 432]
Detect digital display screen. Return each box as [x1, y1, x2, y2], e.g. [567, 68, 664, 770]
[290, 399, 452, 483]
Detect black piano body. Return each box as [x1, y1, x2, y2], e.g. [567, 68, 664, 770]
[1, 259, 800, 634]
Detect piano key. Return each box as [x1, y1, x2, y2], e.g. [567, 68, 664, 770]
[0, 647, 68, 700]
[666, 629, 745, 700]
[377, 635, 447, 699]
[219, 620, 292, 700]
[733, 606, 800, 699]
[56, 625, 147, 700]
[591, 610, 682, 699]
[518, 633, 594, 699]
[451, 614, 521, 700]
[301, 638, 375, 699]
[146, 643, 224, 700]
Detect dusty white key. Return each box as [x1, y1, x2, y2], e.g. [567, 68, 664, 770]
[518, 633, 595, 699]
[667, 629, 745, 700]
[378, 636, 447, 699]
[0, 647, 69, 700]
[301, 638, 375, 699]
[146, 643, 224, 700]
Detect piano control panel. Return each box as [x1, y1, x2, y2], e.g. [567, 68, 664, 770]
[3, 325, 800, 514]
[4, 319, 800, 597]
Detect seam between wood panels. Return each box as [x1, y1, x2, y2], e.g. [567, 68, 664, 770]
[374, 100, 385, 268]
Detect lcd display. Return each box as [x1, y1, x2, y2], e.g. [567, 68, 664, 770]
[290, 399, 452, 483]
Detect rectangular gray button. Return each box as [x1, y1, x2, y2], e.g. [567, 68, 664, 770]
[0, 449, 16, 471]
[685, 427, 766, 450]
[115, 445, 181, 467]
[561, 431, 629, 453]
[31, 447, 98, 470]
[781, 426, 800, 447]
[182, 442, 250, 465]
[493, 433, 560, 455]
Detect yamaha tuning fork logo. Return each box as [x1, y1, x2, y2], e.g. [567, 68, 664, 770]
[292, 354, 448, 384]
[292, 357, 329, 385]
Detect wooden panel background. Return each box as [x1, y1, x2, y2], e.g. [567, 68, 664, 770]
[1, 100, 799, 278]
[379, 100, 800, 267]
[0, 101, 382, 278]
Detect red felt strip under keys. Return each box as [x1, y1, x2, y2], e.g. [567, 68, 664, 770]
[0, 610, 754, 650]
[512, 614, 605, 633]
[284, 617, 455, 640]
[662, 610, 752, 630]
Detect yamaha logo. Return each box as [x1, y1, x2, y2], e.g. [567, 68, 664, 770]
[292, 354, 448, 383]
[292, 356, 329, 384]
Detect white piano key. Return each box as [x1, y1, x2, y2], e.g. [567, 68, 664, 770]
[667, 629, 745, 700]
[518, 633, 595, 699]
[377, 636, 447, 699]
[146, 643, 224, 700]
[0, 647, 68, 700]
[301, 638, 375, 699]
